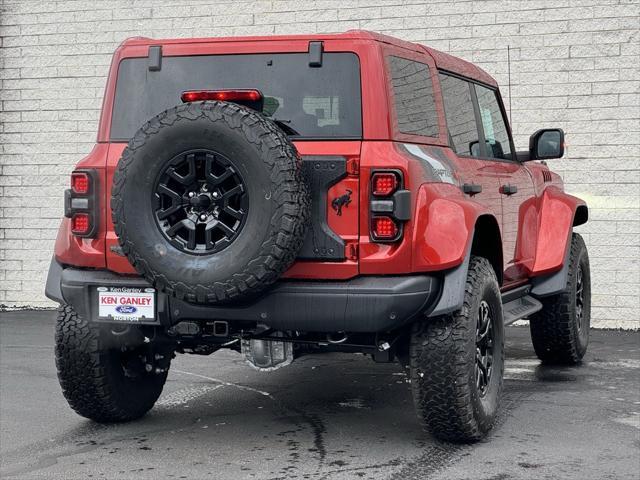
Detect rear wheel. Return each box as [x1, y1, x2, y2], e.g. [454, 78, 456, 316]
[409, 256, 505, 442]
[530, 233, 591, 364]
[54, 304, 169, 423]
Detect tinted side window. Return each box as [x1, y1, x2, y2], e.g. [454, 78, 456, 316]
[388, 56, 439, 137]
[475, 85, 512, 160]
[438, 73, 480, 156]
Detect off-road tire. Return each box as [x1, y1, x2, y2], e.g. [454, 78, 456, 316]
[410, 256, 505, 442]
[54, 304, 168, 423]
[530, 233, 591, 364]
[111, 101, 310, 304]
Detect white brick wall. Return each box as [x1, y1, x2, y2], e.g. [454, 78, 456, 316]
[1, 0, 638, 328]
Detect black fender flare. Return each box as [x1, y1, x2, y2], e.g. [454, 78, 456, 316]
[45, 256, 65, 304]
[427, 240, 472, 317]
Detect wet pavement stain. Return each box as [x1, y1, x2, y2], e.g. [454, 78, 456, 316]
[518, 461, 542, 469]
[1, 313, 639, 480]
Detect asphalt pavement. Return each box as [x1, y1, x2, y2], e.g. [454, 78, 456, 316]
[1, 310, 639, 479]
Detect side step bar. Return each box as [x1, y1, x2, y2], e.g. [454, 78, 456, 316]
[501, 285, 543, 326]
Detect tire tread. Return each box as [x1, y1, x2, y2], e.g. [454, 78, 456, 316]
[54, 304, 166, 422]
[111, 101, 310, 304]
[529, 233, 590, 365]
[409, 256, 504, 443]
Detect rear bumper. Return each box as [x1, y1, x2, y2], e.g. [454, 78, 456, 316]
[46, 258, 441, 333]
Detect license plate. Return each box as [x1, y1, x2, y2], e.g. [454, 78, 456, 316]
[97, 286, 156, 322]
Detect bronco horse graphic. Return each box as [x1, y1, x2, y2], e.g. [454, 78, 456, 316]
[331, 189, 352, 216]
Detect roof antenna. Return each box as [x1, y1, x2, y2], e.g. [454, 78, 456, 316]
[507, 45, 512, 126]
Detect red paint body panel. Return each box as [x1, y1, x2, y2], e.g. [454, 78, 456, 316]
[53, 30, 587, 293]
[531, 186, 586, 276]
[476, 160, 538, 283]
[412, 183, 480, 271]
[53, 144, 108, 268]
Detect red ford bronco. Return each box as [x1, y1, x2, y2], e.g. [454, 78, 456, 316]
[46, 31, 590, 442]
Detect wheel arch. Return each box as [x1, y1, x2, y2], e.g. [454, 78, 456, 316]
[412, 183, 499, 273]
[428, 210, 503, 317]
[470, 214, 503, 286]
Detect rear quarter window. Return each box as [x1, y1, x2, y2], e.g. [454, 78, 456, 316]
[387, 56, 439, 138]
[110, 52, 362, 141]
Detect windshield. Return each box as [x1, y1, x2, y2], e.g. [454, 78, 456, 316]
[110, 52, 362, 141]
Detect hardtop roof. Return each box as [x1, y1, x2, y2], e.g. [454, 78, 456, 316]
[119, 30, 497, 87]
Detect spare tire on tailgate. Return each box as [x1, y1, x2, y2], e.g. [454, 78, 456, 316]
[111, 101, 310, 304]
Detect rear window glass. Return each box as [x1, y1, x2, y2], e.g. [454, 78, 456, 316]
[110, 53, 362, 141]
[387, 56, 439, 138]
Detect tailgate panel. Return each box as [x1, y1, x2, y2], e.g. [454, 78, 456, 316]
[105, 141, 361, 279]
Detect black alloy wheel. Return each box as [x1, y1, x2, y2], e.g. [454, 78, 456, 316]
[476, 299, 494, 397]
[575, 264, 585, 333]
[154, 149, 248, 255]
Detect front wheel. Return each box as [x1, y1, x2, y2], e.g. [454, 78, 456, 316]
[529, 233, 591, 364]
[54, 304, 170, 422]
[409, 256, 505, 442]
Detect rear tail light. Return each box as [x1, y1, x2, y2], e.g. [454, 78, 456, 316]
[372, 172, 398, 196]
[372, 216, 399, 240]
[71, 172, 90, 194]
[369, 169, 409, 243]
[65, 169, 98, 238]
[71, 213, 91, 235]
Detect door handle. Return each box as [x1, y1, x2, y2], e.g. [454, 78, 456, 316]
[501, 184, 518, 195]
[462, 183, 482, 195]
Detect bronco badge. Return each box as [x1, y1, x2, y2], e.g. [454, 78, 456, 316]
[331, 189, 352, 216]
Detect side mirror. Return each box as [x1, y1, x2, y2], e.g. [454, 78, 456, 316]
[530, 128, 564, 160]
